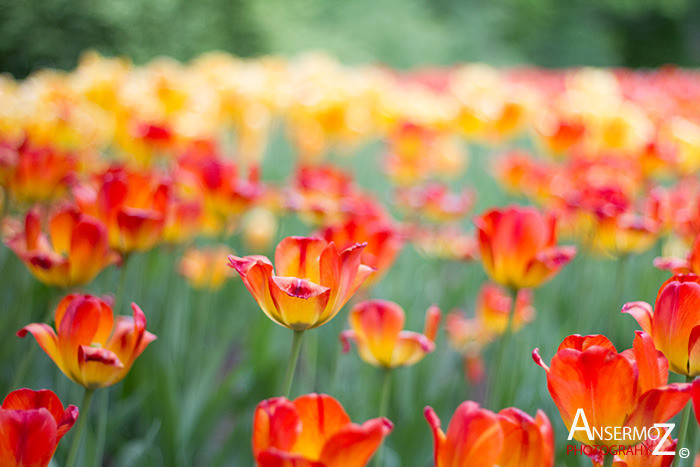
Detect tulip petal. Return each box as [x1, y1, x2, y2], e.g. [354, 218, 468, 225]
[424, 406, 447, 466]
[0, 407, 57, 466]
[653, 279, 700, 374]
[497, 407, 554, 467]
[557, 334, 617, 352]
[274, 237, 327, 283]
[319, 417, 393, 467]
[441, 401, 504, 467]
[16, 323, 65, 375]
[390, 331, 435, 367]
[688, 325, 700, 376]
[622, 301, 654, 337]
[624, 383, 691, 437]
[292, 394, 351, 460]
[256, 449, 323, 467]
[622, 331, 668, 394]
[269, 277, 331, 330]
[228, 255, 281, 325]
[253, 398, 302, 455]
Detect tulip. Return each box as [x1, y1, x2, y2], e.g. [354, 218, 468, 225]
[476, 283, 534, 336]
[6, 142, 76, 204]
[497, 407, 554, 467]
[228, 236, 374, 331]
[5, 204, 118, 288]
[340, 300, 439, 369]
[654, 233, 700, 275]
[318, 219, 404, 287]
[73, 166, 171, 253]
[623, 274, 700, 377]
[0, 388, 78, 467]
[533, 332, 691, 448]
[425, 401, 554, 467]
[474, 206, 576, 290]
[178, 245, 234, 291]
[253, 393, 392, 467]
[18, 293, 156, 389]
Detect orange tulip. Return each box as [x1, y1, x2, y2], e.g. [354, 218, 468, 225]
[533, 332, 691, 447]
[623, 274, 700, 376]
[73, 166, 171, 253]
[228, 236, 374, 330]
[6, 141, 76, 203]
[0, 388, 78, 467]
[497, 407, 554, 467]
[424, 401, 509, 467]
[394, 183, 474, 223]
[6, 204, 118, 287]
[474, 206, 576, 290]
[476, 283, 534, 336]
[18, 293, 156, 389]
[340, 300, 440, 368]
[178, 245, 234, 290]
[253, 393, 392, 467]
[318, 219, 404, 286]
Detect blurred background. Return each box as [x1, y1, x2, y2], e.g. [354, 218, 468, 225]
[2, 0, 700, 78]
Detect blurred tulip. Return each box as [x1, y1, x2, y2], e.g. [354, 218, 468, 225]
[228, 236, 374, 331]
[318, 218, 403, 286]
[623, 274, 700, 376]
[476, 283, 534, 336]
[179, 245, 234, 290]
[0, 388, 79, 467]
[6, 141, 76, 204]
[340, 300, 440, 368]
[241, 207, 278, 252]
[253, 393, 392, 467]
[410, 225, 477, 262]
[474, 206, 576, 290]
[394, 183, 474, 224]
[73, 166, 171, 253]
[163, 197, 204, 244]
[445, 310, 490, 384]
[533, 333, 691, 447]
[5, 204, 118, 287]
[654, 233, 700, 275]
[425, 401, 553, 467]
[18, 293, 156, 389]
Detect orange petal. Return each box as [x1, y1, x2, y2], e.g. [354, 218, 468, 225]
[440, 401, 504, 467]
[424, 406, 447, 466]
[228, 255, 281, 325]
[291, 394, 351, 460]
[423, 305, 442, 342]
[319, 417, 393, 467]
[622, 331, 668, 394]
[0, 407, 58, 466]
[557, 334, 617, 353]
[622, 301, 654, 337]
[274, 237, 327, 283]
[256, 450, 322, 467]
[497, 408, 554, 467]
[624, 383, 691, 437]
[16, 323, 64, 374]
[253, 397, 302, 456]
[390, 331, 435, 367]
[69, 217, 112, 285]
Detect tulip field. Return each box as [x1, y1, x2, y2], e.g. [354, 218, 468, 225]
[3, 52, 700, 466]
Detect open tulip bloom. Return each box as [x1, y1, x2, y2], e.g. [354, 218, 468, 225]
[253, 393, 393, 467]
[0, 388, 78, 467]
[533, 333, 691, 448]
[340, 299, 440, 369]
[424, 400, 554, 467]
[474, 205, 576, 291]
[18, 293, 156, 389]
[228, 236, 374, 331]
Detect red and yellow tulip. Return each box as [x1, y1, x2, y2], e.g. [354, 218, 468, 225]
[340, 300, 440, 368]
[424, 401, 554, 467]
[18, 293, 156, 389]
[623, 274, 700, 376]
[228, 236, 374, 331]
[0, 388, 78, 467]
[5, 204, 118, 287]
[253, 393, 392, 467]
[533, 332, 691, 447]
[178, 244, 234, 290]
[474, 206, 576, 290]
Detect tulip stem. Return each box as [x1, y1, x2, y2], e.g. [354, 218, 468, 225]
[282, 330, 304, 398]
[673, 375, 694, 467]
[603, 453, 614, 467]
[490, 286, 518, 409]
[93, 388, 109, 467]
[373, 368, 392, 467]
[66, 388, 95, 467]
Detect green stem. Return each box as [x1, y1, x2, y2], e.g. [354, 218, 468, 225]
[373, 368, 393, 467]
[66, 388, 95, 467]
[490, 286, 518, 409]
[603, 452, 614, 467]
[114, 254, 131, 314]
[93, 389, 109, 466]
[672, 375, 694, 467]
[282, 331, 304, 398]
